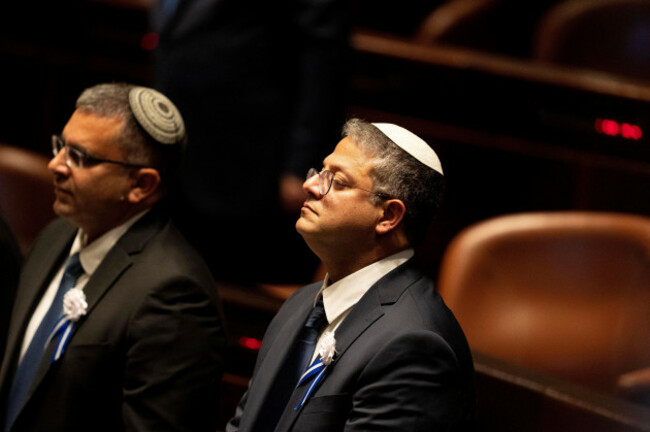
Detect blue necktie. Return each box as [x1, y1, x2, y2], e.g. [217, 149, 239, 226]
[294, 355, 328, 411]
[254, 299, 327, 432]
[291, 300, 327, 381]
[4, 253, 84, 432]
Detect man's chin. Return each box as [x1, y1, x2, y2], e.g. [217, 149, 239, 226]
[52, 201, 73, 219]
[295, 216, 311, 236]
[296, 218, 322, 243]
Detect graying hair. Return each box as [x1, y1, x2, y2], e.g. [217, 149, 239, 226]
[76, 83, 152, 166]
[342, 118, 445, 245]
[75, 83, 182, 183]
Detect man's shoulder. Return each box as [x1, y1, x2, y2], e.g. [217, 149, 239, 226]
[91, 211, 215, 297]
[260, 281, 322, 339]
[37, 218, 76, 242]
[370, 260, 470, 351]
[118, 209, 194, 257]
[22, 218, 76, 264]
[273, 281, 322, 317]
[101, 216, 221, 314]
[127, 217, 211, 274]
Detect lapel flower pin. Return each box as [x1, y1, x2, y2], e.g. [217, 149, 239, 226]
[63, 288, 88, 321]
[48, 288, 88, 362]
[318, 330, 337, 365]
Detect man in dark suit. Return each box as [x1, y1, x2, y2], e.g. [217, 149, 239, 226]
[151, 0, 351, 283]
[227, 119, 475, 432]
[0, 83, 226, 432]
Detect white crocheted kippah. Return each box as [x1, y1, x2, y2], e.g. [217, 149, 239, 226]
[129, 86, 185, 145]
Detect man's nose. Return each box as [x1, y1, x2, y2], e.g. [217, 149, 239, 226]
[303, 172, 322, 198]
[48, 149, 70, 175]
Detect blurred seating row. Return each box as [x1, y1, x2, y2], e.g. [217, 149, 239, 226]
[66, 0, 650, 86]
[359, 0, 650, 84]
[0, 143, 55, 255]
[414, 0, 560, 58]
[530, 0, 650, 83]
[471, 351, 650, 432]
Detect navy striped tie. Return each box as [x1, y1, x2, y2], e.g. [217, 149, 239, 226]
[254, 299, 327, 432]
[4, 253, 83, 432]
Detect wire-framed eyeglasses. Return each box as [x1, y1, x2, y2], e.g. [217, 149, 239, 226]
[306, 168, 391, 199]
[51, 135, 145, 169]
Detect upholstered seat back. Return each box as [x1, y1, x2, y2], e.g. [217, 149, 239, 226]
[437, 212, 650, 394]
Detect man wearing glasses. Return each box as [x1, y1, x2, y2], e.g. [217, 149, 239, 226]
[0, 83, 225, 432]
[227, 119, 475, 432]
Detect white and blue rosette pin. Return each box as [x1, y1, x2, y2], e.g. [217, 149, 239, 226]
[295, 331, 337, 410]
[47, 288, 88, 362]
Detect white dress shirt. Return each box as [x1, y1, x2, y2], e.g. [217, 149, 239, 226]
[19, 210, 149, 361]
[310, 248, 414, 363]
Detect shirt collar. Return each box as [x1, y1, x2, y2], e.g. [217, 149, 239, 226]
[318, 248, 414, 325]
[69, 209, 150, 276]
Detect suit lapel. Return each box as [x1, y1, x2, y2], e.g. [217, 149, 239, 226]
[81, 246, 132, 318]
[334, 259, 422, 359]
[273, 291, 384, 432]
[331, 259, 422, 364]
[62, 208, 167, 336]
[3, 210, 168, 412]
[274, 259, 423, 432]
[0, 221, 75, 393]
[23, 211, 167, 404]
[23, 240, 138, 406]
[239, 284, 321, 431]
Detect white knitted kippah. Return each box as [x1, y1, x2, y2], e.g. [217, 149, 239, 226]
[372, 123, 443, 175]
[129, 86, 185, 145]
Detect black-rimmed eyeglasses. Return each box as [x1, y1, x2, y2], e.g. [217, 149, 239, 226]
[51, 135, 145, 169]
[306, 168, 391, 199]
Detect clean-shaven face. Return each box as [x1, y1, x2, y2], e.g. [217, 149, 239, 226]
[296, 137, 383, 254]
[49, 110, 134, 236]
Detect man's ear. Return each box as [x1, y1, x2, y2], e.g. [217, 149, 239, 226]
[127, 168, 161, 204]
[376, 199, 406, 235]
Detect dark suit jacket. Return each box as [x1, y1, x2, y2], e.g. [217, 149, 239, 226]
[0, 208, 226, 432]
[227, 258, 475, 432]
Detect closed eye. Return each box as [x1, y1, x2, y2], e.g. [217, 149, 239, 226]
[332, 177, 351, 190]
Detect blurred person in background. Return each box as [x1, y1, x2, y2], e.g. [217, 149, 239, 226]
[151, 0, 353, 284]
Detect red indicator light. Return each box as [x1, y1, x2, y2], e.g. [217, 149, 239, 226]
[239, 336, 262, 351]
[621, 123, 643, 140]
[602, 119, 620, 136]
[595, 118, 642, 140]
[140, 32, 159, 51]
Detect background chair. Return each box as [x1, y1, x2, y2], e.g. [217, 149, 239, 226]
[416, 0, 561, 58]
[472, 351, 650, 432]
[351, 0, 446, 37]
[0, 142, 55, 255]
[531, 0, 650, 83]
[436, 211, 650, 401]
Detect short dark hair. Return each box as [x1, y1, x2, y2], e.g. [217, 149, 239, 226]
[343, 118, 445, 246]
[75, 83, 184, 185]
